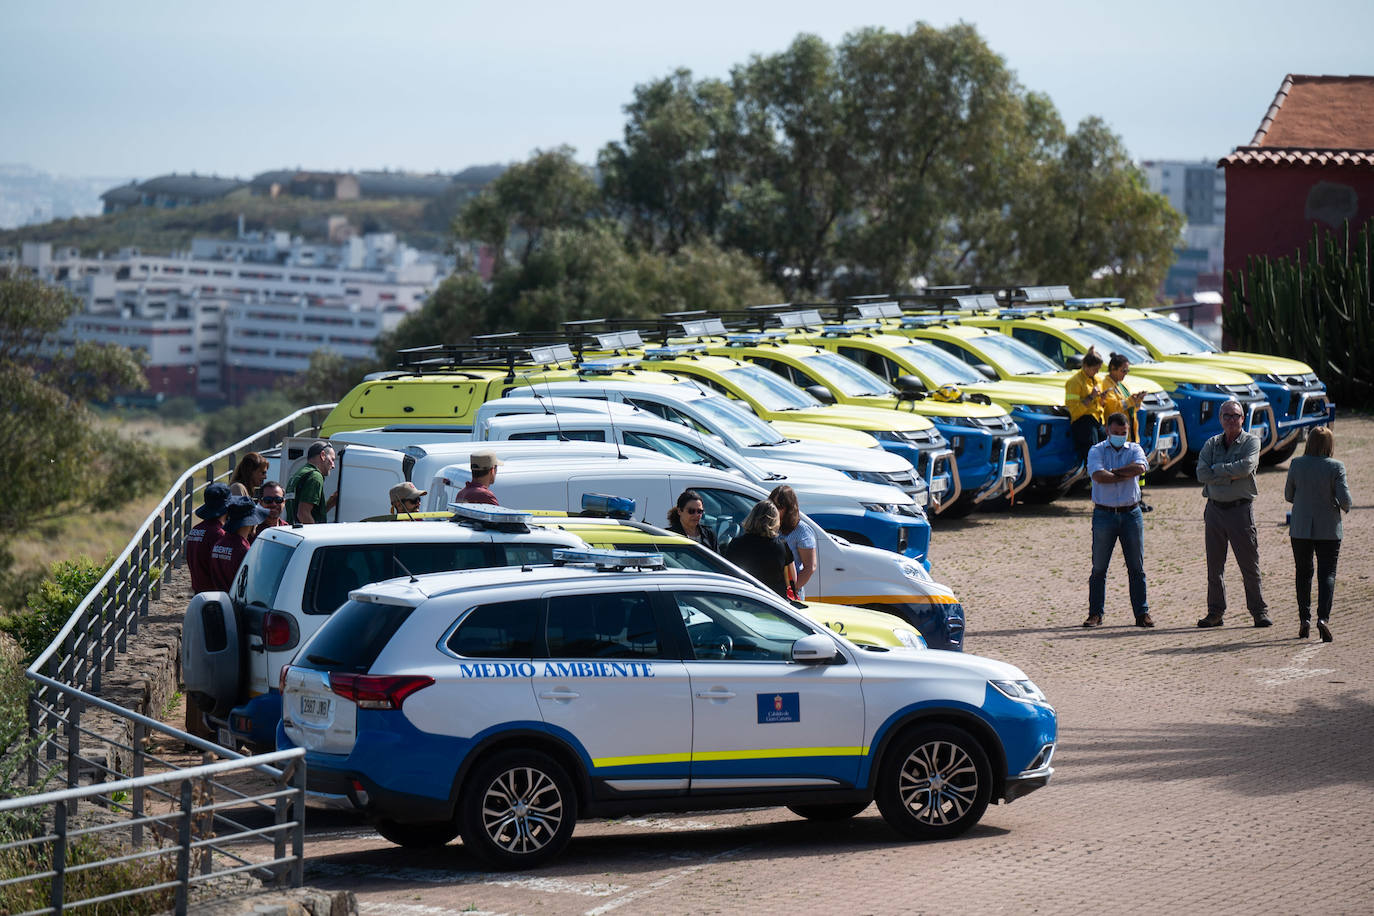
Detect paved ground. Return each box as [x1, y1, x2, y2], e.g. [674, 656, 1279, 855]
[257, 415, 1374, 915]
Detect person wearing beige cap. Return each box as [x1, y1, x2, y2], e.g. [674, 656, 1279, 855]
[389, 481, 429, 518]
[454, 451, 501, 505]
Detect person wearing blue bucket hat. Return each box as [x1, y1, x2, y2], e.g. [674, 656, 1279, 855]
[186, 482, 231, 594]
[209, 495, 270, 591]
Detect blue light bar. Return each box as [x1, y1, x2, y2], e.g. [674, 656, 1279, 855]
[822, 322, 882, 336]
[644, 343, 707, 359]
[955, 294, 999, 312]
[776, 309, 824, 328]
[578, 356, 642, 373]
[996, 306, 1057, 319]
[725, 331, 789, 345]
[856, 302, 903, 320]
[679, 318, 727, 337]
[1063, 298, 1126, 309]
[552, 547, 665, 570]
[449, 503, 535, 525]
[593, 330, 645, 349]
[900, 315, 949, 328]
[580, 492, 637, 518]
[528, 344, 575, 364]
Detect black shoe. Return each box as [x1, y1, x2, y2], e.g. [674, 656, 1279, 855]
[1135, 614, 1156, 628]
[1253, 616, 1273, 628]
[1082, 614, 1103, 628]
[1317, 620, 1333, 643]
[1298, 621, 1310, 639]
[1197, 614, 1224, 628]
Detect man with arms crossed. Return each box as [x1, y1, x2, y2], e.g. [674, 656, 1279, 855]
[1196, 399, 1271, 628]
[1082, 412, 1152, 629]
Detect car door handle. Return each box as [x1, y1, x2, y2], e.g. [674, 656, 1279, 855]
[694, 689, 737, 699]
[539, 689, 580, 700]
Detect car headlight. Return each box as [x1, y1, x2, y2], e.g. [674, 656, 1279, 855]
[893, 628, 927, 649]
[899, 560, 932, 583]
[862, 502, 896, 514]
[991, 679, 1048, 704]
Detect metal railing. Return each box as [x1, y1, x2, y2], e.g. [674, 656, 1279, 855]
[8, 405, 335, 914]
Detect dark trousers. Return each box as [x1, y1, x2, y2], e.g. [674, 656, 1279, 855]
[1291, 537, 1341, 622]
[1204, 500, 1268, 619]
[1072, 416, 1104, 463]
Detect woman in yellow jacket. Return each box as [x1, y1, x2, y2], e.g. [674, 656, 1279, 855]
[1100, 353, 1145, 441]
[1065, 347, 1107, 462]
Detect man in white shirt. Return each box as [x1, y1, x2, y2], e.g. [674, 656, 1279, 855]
[1083, 412, 1152, 629]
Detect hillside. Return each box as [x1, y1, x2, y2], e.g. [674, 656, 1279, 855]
[0, 192, 473, 255]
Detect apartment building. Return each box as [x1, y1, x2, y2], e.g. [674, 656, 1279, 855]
[1140, 159, 1226, 299]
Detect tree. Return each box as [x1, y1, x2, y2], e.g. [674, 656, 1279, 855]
[0, 272, 160, 544]
[280, 348, 380, 406]
[455, 147, 600, 271]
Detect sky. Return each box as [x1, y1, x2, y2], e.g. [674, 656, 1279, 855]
[3, 0, 1372, 181]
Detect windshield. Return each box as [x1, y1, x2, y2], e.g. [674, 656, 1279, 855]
[718, 365, 821, 411]
[800, 352, 895, 397]
[894, 344, 987, 386]
[239, 539, 294, 608]
[684, 389, 788, 446]
[1063, 325, 1152, 364]
[1127, 317, 1217, 356]
[969, 334, 1062, 375]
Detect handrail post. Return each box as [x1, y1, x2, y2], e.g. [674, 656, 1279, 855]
[292, 758, 306, 887]
[175, 779, 192, 915]
[65, 695, 82, 813]
[273, 764, 288, 886]
[132, 720, 146, 847]
[51, 799, 67, 913]
[27, 693, 39, 786]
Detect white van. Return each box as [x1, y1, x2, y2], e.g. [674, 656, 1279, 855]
[430, 455, 964, 652]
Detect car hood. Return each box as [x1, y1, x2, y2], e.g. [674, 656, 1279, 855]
[778, 405, 940, 432]
[853, 645, 1029, 682]
[1130, 360, 1257, 386]
[1168, 351, 1316, 377]
[766, 420, 882, 449]
[744, 438, 915, 473]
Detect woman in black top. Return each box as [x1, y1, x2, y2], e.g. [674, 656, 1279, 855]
[667, 489, 718, 551]
[724, 500, 793, 599]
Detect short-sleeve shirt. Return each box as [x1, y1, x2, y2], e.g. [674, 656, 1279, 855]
[185, 519, 225, 594]
[454, 481, 498, 505]
[208, 531, 251, 593]
[724, 533, 794, 599]
[1065, 369, 1105, 424]
[285, 464, 327, 524]
[779, 523, 817, 599]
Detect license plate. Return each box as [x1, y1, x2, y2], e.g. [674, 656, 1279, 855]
[217, 727, 234, 748]
[300, 696, 331, 719]
[931, 480, 949, 495]
[1003, 462, 1019, 478]
[1156, 435, 1177, 452]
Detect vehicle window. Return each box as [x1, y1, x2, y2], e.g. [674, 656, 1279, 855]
[1010, 328, 1069, 366]
[1131, 317, 1215, 356]
[308, 543, 489, 614]
[801, 352, 895, 397]
[240, 539, 294, 609]
[1063, 325, 1151, 364]
[691, 487, 759, 551]
[609, 542, 739, 576]
[625, 398, 704, 432]
[838, 346, 896, 380]
[971, 334, 1063, 374]
[546, 591, 663, 658]
[622, 431, 726, 469]
[296, 600, 415, 674]
[892, 344, 987, 386]
[445, 598, 538, 658]
[508, 429, 606, 441]
[498, 543, 560, 566]
[672, 591, 815, 661]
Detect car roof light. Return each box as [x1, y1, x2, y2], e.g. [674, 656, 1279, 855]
[552, 547, 665, 570]
[955, 294, 999, 312]
[580, 492, 637, 519]
[726, 331, 789, 345]
[593, 330, 644, 349]
[678, 318, 727, 337]
[578, 356, 642, 374]
[822, 322, 882, 336]
[449, 503, 535, 528]
[1063, 297, 1126, 309]
[776, 309, 824, 328]
[997, 306, 1057, 319]
[643, 343, 707, 359]
[900, 315, 949, 328]
[1019, 285, 1074, 303]
[856, 302, 903, 320]
[527, 343, 576, 364]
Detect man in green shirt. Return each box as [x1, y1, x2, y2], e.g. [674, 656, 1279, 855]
[285, 441, 337, 525]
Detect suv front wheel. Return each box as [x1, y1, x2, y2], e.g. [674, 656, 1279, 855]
[459, 750, 577, 868]
[876, 724, 991, 840]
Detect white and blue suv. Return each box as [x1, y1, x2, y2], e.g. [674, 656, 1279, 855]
[278, 549, 1056, 867]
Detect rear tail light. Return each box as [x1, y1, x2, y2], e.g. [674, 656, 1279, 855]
[262, 611, 294, 649]
[328, 673, 435, 710]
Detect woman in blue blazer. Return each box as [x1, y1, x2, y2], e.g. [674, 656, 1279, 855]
[1284, 427, 1352, 641]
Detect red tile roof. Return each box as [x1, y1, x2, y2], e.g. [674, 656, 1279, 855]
[1220, 75, 1374, 168]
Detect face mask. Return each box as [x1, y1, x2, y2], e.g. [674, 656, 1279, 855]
[1108, 434, 1128, 448]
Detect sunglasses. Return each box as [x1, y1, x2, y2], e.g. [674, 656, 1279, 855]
[403, 497, 422, 505]
[1221, 413, 1244, 420]
[685, 507, 704, 515]
[259, 496, 285, 504]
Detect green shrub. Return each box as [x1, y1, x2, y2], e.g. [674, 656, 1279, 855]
[0, 556, 110, 665]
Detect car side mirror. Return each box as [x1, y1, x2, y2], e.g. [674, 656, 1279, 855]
[974, 364, 997, 380]
[805, 385, 836, 405]
[894, 375, 927, 401]
[1065, 354, 1083, 370]
[792, 633, 839, 663]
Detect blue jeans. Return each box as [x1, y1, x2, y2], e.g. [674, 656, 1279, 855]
[1090, 506, 1148, 618]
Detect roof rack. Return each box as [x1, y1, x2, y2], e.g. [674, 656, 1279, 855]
[551, 547, 665, 570]
[394, 341, 577, 374]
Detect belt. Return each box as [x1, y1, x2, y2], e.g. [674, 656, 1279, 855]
[1209, 498, 1252, 510]
[1094, 503, 1139, 514]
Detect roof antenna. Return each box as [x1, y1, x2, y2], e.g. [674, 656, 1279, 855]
[394, 556, 419, 583]
[606, 396, 627, 459]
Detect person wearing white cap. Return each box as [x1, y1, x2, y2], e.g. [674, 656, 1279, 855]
[454, 451, 501, 505]
[389, 481, 429, 518]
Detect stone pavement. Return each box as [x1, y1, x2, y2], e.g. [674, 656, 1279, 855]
[204, 416, 1374, 914]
